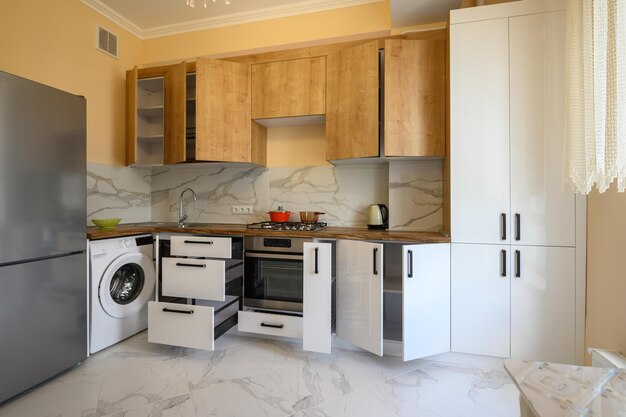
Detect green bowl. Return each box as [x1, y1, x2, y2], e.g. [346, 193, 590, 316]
[91, 218, 121, 230]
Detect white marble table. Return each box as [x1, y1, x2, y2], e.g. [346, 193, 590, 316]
[504, 359, 626, 417]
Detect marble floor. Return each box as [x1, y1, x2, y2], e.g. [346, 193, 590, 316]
[0, 331, 521, 417]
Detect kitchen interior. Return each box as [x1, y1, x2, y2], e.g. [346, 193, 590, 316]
[1, 0, 626, 416]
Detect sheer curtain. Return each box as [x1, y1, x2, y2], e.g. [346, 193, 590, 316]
[566, 0, 626, 193]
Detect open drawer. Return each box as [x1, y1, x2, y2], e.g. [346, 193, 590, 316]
[161, 257, 225, 301]
[238, 310, 303, 339]
[148, 297, 238, 350]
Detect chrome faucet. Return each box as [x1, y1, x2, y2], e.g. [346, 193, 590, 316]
[178, 188, 197, 228]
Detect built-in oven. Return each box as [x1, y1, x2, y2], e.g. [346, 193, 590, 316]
[243, 237, 320, 315]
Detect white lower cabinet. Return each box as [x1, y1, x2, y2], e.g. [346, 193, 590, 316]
[336, 240, 384, 356]
[149, 235, 243, 351]
[148, 299, 238, 350]
[337, 240, 450, 361]
[511, 245, 575, 363]
[238, 310, 303, 338]
[161, 257, 225, 301]
[451, 244, 510, 357]
[452, 243, 576, 363]
[237, 241, 333, 354]
[303, 242, 333, 354]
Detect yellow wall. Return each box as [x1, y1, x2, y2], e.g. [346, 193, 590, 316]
[0, 1, 391, 165]
[585, 186, 626, 362]
[0, 0, 142, 165]
[266, 124, 329, 167]
[141, 2, 391, 65]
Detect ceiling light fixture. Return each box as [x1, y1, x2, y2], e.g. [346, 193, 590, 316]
[186, 0, 231, 7]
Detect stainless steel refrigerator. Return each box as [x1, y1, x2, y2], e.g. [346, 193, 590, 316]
[0, 71, 87, 403]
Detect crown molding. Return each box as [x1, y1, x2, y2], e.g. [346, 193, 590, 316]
[81, 0, 385, 40]
[81, 0, 144, 39]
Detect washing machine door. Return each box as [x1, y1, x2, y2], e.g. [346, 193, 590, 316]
[99, 252, 155, 319]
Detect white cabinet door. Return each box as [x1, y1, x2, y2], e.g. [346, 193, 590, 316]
[450, 18, 511, 244]
[451, 243, 510, 357]
[511, 245, 575, 364]
[402, 244, 450, 361]
[337, 240, 383, 356]
[509, 11, 575, 248]
[303, 242, 332, 354]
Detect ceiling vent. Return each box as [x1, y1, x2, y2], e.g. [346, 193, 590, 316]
[97, 25, 118, 58]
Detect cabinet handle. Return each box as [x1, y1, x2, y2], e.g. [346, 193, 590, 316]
[175, 262, 206, 268]
[184, 240, 213, 245]
[260, 322, 284, 329]
[373, 248, 378, 275]
[501, 249, 507, 277]
[314, 247, 319, 275]
[501, 213, 507, 241]
[515, 213, 521, 241]
[515, 250, 521, 278]
[407, 250, 414, 278]
[162, 307, 194, 315]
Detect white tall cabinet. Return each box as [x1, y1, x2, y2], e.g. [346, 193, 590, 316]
[450, 0, 585, 365]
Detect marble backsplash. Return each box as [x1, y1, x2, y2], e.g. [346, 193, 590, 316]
[87, 162, 151, 225]
[87, 160, 443, 231]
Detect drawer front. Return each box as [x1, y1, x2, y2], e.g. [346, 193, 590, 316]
[171, 235, 231, 258]
[162, 257, 225, 301]
[238, 310, 303, 339]
[148, 301, 214, 350]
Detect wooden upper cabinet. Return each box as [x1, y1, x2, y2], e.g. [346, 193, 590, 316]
[163, 62, 187, 164]
[326, 41, 380, 161]
[251, 57, 326, 119]
[384, 39, 446, 157]
[125, 66, 138, 166]
[196, 58, 254, 163]
[126, 63, 187, 167]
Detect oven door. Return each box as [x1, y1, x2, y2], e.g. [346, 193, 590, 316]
[244, 252, 303, 314]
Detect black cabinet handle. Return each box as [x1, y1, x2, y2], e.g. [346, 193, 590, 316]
[515, 250, 521, 278]
[162, 307, 194, 315]
[501, 213, 507, 241]
[515, 213, 521, 241]
[261, 322, 284, 329]
[314, 247, 319, 275]
[373, 248, 378, 275]
[501, 249, 507, 277]
[184, 240, 213, 245]
[407, 250, 414, 278]
[175, 262, 206, 268]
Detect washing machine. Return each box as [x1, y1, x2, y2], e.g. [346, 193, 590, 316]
[89, 235, 155, 354]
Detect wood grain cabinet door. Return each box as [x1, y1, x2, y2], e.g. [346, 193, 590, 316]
[326, 41, 380, 161]
[384, 39, 445, 157]
[251, 57, 326, 119]
[196, 58, 252, 163]
[125, 66, 138, 166]
[163, 62, 187, 164]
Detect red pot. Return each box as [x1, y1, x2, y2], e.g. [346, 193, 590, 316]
[268, 209, 291, 222]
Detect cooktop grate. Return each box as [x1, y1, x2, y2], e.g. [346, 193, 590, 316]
[246, 221, 327, 231]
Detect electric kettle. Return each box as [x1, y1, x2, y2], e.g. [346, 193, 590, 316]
[366, 204, 389, 230]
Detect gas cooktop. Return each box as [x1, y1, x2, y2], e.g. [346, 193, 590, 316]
[246, 221, 327, 231]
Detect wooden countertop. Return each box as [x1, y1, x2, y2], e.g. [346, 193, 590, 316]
[87, 222, 450, 243]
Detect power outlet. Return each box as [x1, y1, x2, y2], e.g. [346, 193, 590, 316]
[232, 205, 253, 215]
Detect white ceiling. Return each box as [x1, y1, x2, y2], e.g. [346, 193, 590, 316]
[81, 0, 459, 39]
[391, 0, 463, 27]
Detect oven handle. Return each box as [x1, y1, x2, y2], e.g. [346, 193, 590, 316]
[245, 252, 304, 261]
